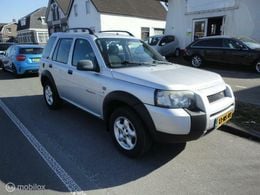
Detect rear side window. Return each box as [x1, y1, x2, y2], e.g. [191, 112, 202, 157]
[42, 36, 57, 58]
[19, 48, 43, 54]
[192, 39, 223, 48]
[52, 38, 73, 64]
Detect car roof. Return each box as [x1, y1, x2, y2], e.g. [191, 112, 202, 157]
[52, 32, 138, 40]
[200, 35, 234, 40]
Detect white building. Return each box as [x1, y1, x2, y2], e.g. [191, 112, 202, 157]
[68, 0, 167, 40]
[164, 0, 260, 49]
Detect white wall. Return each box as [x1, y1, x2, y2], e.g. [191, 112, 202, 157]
[68, 0, 101, 32]
[165, 0, 260, 49]
[100, 14, 166, 39]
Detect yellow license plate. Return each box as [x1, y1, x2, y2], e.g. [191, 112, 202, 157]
[32, 58, 40, 62]
[216, 111, 233, 128]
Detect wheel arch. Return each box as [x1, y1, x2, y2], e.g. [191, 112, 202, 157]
[40, 70, 60, 96]
[103, 91, 157, 137]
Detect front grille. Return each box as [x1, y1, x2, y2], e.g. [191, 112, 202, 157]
[208, 91, 225, 103]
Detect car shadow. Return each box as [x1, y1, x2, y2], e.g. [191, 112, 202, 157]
[234, 86, 260, 106]
[0, 95, 186, 193]
[0, 68, 38, 80]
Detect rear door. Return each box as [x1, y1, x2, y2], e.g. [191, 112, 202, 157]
[51, 38, 73, 98]
[203, 38, 224, 63]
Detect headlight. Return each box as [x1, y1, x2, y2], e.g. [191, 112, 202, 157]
[155, 90, 196, 109]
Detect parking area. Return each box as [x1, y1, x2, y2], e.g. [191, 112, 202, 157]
[0, 67, 260, 195]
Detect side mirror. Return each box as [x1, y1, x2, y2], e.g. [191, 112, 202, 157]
[0, 51, 5, 55]
[77, 60, 99, 72]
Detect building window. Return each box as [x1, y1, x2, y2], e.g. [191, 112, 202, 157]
[6, 28, 12, 33]
[86, 0, 90, 14]
[74, 4, 78, 17]
[21, 18, 26, 26]
[154, 28, 165, 36]
[40, 17, 46, 25]
[52, 3, 60, 21]
[37, 32, 49, 44]
[141, 27, 150, 41]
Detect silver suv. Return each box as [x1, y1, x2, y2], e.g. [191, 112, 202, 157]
[39, 29, 235, 157]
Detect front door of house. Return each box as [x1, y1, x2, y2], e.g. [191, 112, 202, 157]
[193, 19, 207, 41]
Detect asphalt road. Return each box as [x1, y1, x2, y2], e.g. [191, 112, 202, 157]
[0, 69, 260, 195]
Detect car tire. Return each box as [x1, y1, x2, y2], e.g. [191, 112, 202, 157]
[43, 80, 61, 110]
[109, 107, 152, 158]
[175, 48, 181, 57]
[191, 55, 203, 68]
[12, 64, 20, 78]
[255, 61, 260, 73]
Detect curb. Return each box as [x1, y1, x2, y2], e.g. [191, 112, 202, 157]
[223, 122, 260, 140]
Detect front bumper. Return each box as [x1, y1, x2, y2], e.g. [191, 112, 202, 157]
[146, 105, 235, 143]
[145, 97, 235, 143]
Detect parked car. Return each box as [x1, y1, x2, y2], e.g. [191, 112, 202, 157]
[39, 30, 235, 157]
[0, 42, 15, 67]
[148, 35, 180, 57]
[2, 45, 43, 76]
[184, 36, 260, 73]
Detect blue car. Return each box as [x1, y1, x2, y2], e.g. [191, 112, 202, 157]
[2, 45, 43, 76]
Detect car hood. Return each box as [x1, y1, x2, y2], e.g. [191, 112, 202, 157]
[111, 64, 225, 91]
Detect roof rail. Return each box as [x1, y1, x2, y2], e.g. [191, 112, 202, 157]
[67, 28, 95, 35]
[99, 30, 134, 37]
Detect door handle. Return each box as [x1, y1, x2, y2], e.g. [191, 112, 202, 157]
[49, 64, 53, 68]
[68, 70, 73, 75]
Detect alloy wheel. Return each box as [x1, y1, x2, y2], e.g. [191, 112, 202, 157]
[45, 85, 54, 106]
[113, 116, 137, 150]
[192, 56, 202, 67]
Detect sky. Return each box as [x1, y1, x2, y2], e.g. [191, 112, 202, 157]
[0, 0, 49, 23]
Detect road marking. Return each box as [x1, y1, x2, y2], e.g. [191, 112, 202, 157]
[235, 85, 247, 89]
[0, 99, 85, 195]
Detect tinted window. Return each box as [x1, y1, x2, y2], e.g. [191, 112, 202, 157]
[148, 37, 160, 46]
[0, 43, 13, 51]
[42, 36, 57, 58]
[52, 38, 73, 64]
[206, 39, 223, 47]
[159, 36, 175, 46]
[193, 39, 222, 47]
[19, 48, 43, 54]
[72, 39, 97, 66]
[223, 39, 243, 49]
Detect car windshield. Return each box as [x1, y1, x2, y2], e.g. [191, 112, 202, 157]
[238, 37, 260, 49]
[96, 38, 167, 68]
[148, 36, 161, 46]
[19, 48, 43, 55]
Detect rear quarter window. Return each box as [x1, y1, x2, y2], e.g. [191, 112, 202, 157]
[42, 36, 57, 58]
